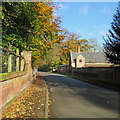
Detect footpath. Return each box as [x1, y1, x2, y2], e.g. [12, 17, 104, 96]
[2, 73, 48, 119]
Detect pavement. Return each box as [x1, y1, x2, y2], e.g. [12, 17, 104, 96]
[2, 72, 119, 119]
[40, 72, 119, 118]
[2, 72, 48, 119]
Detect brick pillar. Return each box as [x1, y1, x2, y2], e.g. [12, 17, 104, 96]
[8, 45, 12, 72]
[21, 51, 32, 69]
[16, 49, 19, 71]
[21, 51, 32, 82]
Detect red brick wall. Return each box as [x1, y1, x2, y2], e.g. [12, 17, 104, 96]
[58, 65, 70, 74]
[58, 65, 120, 89]
[72, 67, 120, 88]
[0, 51, 37, 110]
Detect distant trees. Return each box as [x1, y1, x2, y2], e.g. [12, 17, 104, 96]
[103, 8, 120, 65]
[60, 32, 96, 64]
[2, 2, 104, 71]
[89, 38, 102, 52]
[35, 43, 61, 71]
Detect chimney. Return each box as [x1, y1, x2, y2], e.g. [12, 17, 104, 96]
[77, 46, 80, 53]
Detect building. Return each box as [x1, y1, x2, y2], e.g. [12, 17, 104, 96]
[69, 47, 113, 68]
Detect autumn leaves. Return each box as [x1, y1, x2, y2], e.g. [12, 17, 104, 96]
[2, 75, 47, 118]
[2, 2, 97, 71]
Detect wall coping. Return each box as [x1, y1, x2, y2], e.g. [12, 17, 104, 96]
[72, 66, 120, 69]
[0, 63, 29, 82]
[0, 71, 27, 82]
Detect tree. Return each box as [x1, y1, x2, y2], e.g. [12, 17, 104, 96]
[89, 38, 102, 52]
[2, 2, 65, 69]
[30, 2, 65, 68]
[60, 32, 95, 64]
[45, 43, 61, 71]
[35, 43, 61, 71]
[103, 8, 120, 64]
[2, 2, 37, 51]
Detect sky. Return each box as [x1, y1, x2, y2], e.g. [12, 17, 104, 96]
[55, 2, 119, 47]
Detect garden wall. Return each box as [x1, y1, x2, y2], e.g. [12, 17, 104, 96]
[73, 67, 120, 87]
[57, 64, 70, 74]
[0, 51, 38, 110]
[58, 65, 120, 90]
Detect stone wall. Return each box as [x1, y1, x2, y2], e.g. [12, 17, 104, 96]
[0, 51, 38, 110]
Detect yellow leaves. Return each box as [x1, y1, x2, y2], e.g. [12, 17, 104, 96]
[53, 39, 59, 43]
[37, 40, 43, 46]
[37, 2, 43, 6]
[21, 111, 26, 115]
[16, 108, 20, 111]
[47, 42, 52, 45]
[2, 81, 46, 118]
[29, 106, 32, 109]
[30, 2, 64, 68]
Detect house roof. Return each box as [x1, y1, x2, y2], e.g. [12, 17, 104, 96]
[70, 51, 109, 63]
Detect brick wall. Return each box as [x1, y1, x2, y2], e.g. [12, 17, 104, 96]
[58, 65, 120, 89]
[58, 65, 70, 74]
[72, 67, 120, 89]
[0, 51, 38, 110]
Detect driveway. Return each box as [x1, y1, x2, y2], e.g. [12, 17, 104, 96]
[40, 72, 118, 118]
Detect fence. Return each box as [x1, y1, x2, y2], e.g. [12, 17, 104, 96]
[1, 45, 24, 73]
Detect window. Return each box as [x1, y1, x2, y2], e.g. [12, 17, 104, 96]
[79, 59, 82, 62]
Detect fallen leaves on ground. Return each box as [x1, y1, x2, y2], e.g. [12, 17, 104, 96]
[2, 74, 46, 119]
[48, 90, 52, 118]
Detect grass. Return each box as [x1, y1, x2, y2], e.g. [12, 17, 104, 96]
[0, 63, 29, 81]
[0, 73, 8, 80]
[0, 71, 27, 81]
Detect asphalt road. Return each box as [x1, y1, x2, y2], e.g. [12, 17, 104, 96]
[40, 72, 119, 118]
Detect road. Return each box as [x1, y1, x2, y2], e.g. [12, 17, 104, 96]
[40, 72, 118, 118]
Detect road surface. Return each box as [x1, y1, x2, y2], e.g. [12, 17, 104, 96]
[40, 72, 118, 118]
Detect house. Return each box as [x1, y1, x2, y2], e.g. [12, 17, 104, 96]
[69, 47, 113, 68]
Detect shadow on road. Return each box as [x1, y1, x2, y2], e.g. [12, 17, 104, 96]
[43, 73, 118, 113]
